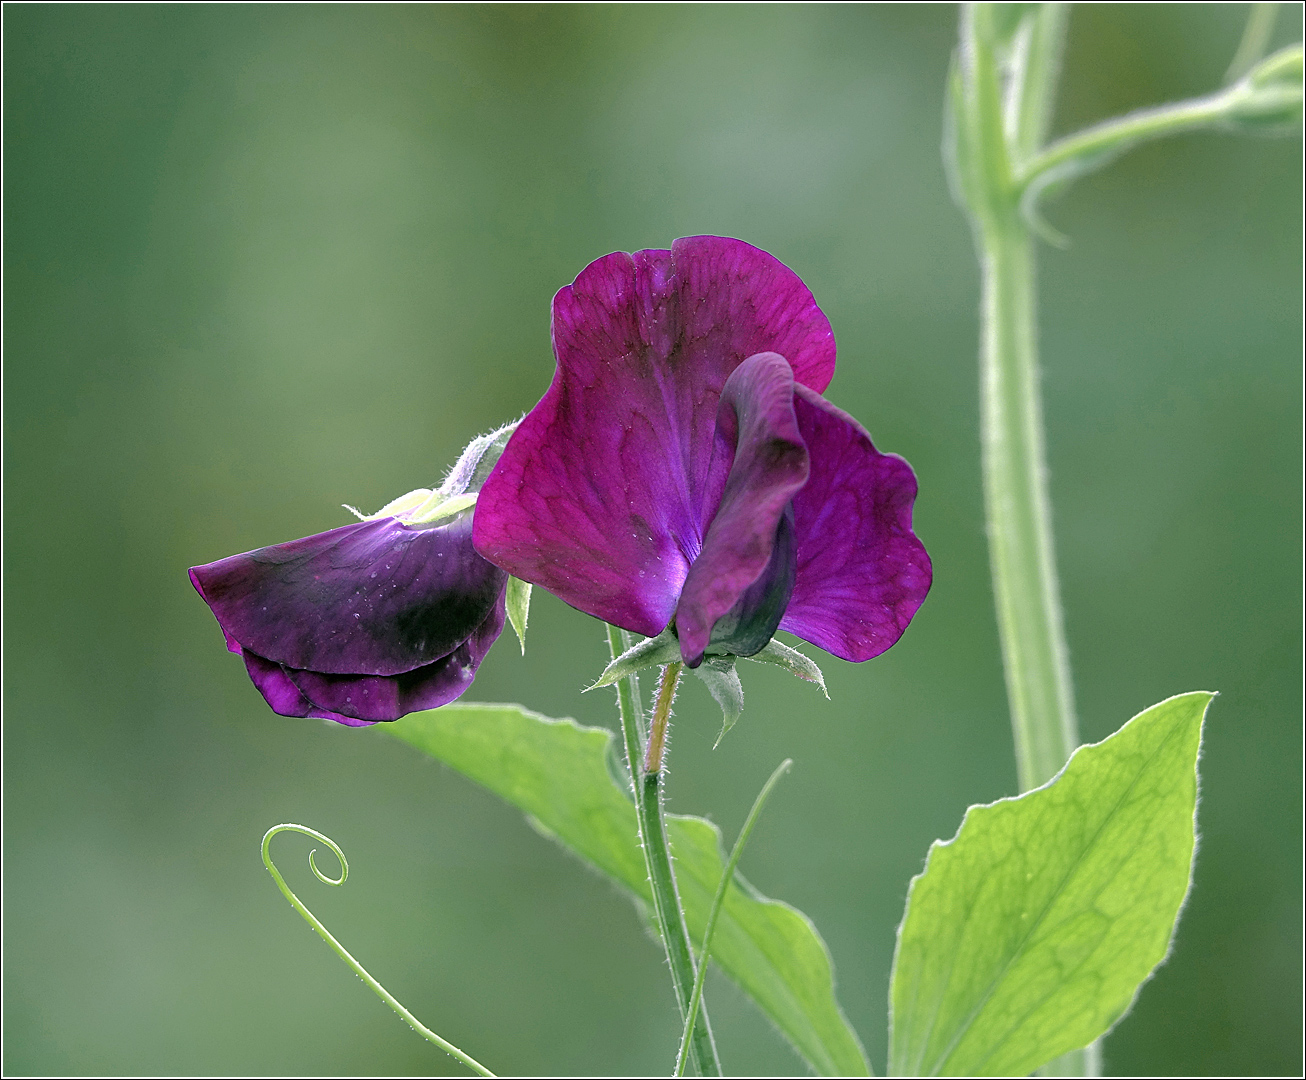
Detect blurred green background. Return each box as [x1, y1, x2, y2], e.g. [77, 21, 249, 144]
[4, 4, 1300, 1076]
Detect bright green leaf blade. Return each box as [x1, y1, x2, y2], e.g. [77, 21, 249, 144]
[388, 703, 870, 1077]
[505, 577, 531, 655]
[888, 691, 1212, 1077]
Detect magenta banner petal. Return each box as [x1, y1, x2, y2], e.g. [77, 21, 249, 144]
[472, 235, 929, 672]
[191, 515, 505, 677]
[474, 236, 835, 636]
[780, 386, 932, 661]
[674, 352, 809, 666]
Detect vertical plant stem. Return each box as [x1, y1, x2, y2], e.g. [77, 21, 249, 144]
[958, 0, 1082, 806]
[956, 7, 1097, 1074]
[979, 223, 1080, 793]
[609, 625, 647, 783]
[641, 768, 721, 1076]
[606, 627, 722, 1077]
[979, 227, 1099, 1080]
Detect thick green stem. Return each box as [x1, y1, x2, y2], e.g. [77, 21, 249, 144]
[982, 124, 1098, 1080]
[605, 627, 721, 1077]
[978, 223, 1080, 793]
[960, 0, 1081, 801]
[955, 5, 1296, 1074]
[958, 7, 1096, 1075]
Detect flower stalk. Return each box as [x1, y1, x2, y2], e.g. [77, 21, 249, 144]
[644, 662, 681, 773]
[607, 627, 721, 1077]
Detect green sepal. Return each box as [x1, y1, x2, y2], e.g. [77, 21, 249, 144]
[345, 420, 520, 526]
[408, 491, 478, 525]
[743, 638, 828, 698]
[888, 691, 1213, 1077]
[406, 420, 519, 524]
[590, 626, 829, 699]
[586, 625, 681, 690]
[690, 657, 745, 748]
[439, 419, 519, 499]
[358, 487, 433, 521]
[505, 577, 532, 655]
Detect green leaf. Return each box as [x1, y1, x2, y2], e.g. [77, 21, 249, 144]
[888, 691, 1212, 1077]
[505, 577, 532, 655]
[690, 657, 744, 748]
[388, 703, 870, 1077]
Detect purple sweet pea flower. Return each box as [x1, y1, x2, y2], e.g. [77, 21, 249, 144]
[472, 236, 931, 668]
[191, 431, 515, 726]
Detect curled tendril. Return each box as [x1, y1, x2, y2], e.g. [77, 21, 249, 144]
[261, 823, 494, 1078]
[263, 823, 347, 885]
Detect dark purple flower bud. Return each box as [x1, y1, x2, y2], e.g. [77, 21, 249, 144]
[191, 426, 516, 726]
[473, 236, 931, 668]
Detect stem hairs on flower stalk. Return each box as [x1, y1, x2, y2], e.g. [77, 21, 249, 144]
[644, 661, 682, 775]
[605, 628, 723, 1077]
[261, 824, 494, 1078]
